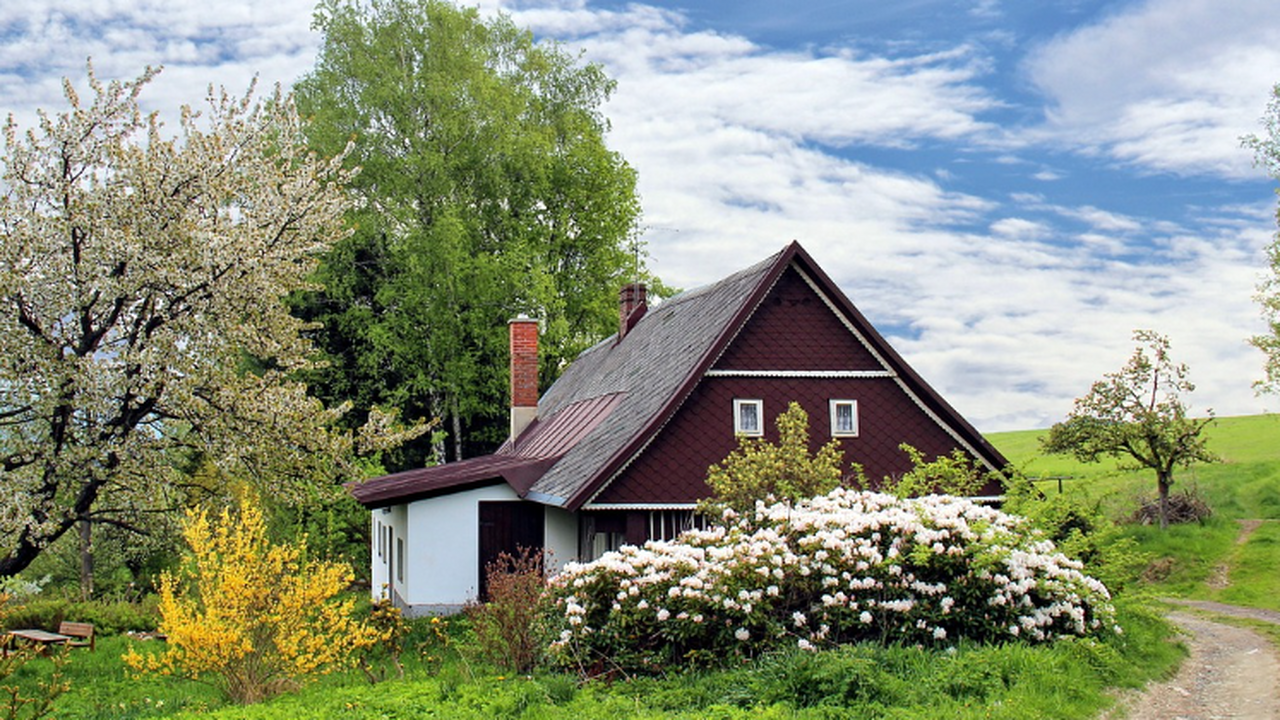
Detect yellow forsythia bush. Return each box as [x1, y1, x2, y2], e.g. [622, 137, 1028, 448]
[124, 494, 380, 704]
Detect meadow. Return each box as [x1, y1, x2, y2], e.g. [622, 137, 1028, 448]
[9, 413, 1280, 719]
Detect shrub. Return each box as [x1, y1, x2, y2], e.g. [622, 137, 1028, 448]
[877, 444, 996, 498]
[465, 548, 549, 674]
[3, 597, 159, 635]
[1004, 479, 1151, 593]
[123, 494, 380, 704]
[0, 594, 70, 719]
[548, 489, 1116, 675]
[358, 596, 410, 683]
[703, 402, 856, 514]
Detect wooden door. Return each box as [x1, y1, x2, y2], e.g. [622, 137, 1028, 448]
[477, 501, 544, 601]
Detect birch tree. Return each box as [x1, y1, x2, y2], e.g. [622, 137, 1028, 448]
[0, 65, 404, 578]
[293, 0, 656, 467]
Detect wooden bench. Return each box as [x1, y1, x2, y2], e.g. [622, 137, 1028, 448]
[57, 622, 94, 651]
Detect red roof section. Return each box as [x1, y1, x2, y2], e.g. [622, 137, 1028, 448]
[348, 393, 624, 509]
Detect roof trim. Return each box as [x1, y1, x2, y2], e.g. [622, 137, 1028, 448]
[566, 242, 802, 510]
[573, 241, 1009, 508]
[704, 369, 896, 378]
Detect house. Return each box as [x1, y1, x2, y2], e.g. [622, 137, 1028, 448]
[349, 241, 1008, 614]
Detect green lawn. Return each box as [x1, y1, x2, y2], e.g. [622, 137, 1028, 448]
[989, 413, 1280, 606]
[18, 414, 1280, 719]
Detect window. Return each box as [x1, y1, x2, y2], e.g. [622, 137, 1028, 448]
[396, 537, 405, 582]
[647, 510, 708, 541]
[733, 399, 763, 436]
[830, 399, 859, 437]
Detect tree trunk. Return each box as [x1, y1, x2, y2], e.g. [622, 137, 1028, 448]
[1158, 472, 1172, 531]
[79, 518, 94, 601]
[0, 519, 75, 579]
[430, 392, 447, 465]
[452, 407, 463, 462]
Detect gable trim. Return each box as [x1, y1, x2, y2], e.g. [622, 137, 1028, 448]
[582, 503, 699, 510]
[790, 257, 1008, 476]
[569, 246, 798, 510]
[792, 264, 1001, 473]
[705, 369, 895, 379]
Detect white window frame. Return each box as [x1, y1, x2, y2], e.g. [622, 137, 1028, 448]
[830, 399, 859, 437]
[733, 399, 764, 436]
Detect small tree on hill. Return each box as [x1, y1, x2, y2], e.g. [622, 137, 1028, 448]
[703, 402, 858, 514]
[124, 493, 380, 704]
[1042, 330, 1216, 529]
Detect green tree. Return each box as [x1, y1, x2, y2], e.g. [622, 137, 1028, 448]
[0, 65, 419, 579]
[1041, 330, 1216, 529]
[703, 402, 856, 514]
[1245, 82, 1280, 391]
[294, 0, 656, 467]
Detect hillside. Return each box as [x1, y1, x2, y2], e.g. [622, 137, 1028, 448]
[989, 413, 1280, 608]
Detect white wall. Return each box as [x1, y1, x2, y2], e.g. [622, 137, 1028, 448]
[544, 506, 578, 577]
[404, 483, 521, 609]
[369, 504, 408, 603]
[370, 486, 582, 615]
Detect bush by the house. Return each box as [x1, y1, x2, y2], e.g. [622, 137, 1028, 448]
[465, 548, 551, 674]
[124, 494, 381, 704]
[548, 488, 1116, 675]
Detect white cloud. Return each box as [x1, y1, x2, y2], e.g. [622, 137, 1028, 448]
[1025, 0, 1280, 178]
[3, 0, 1273, 432]
[0, 0, 319, 130]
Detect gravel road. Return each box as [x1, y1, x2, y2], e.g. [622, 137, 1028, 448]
[1111, 602, 1280, 719]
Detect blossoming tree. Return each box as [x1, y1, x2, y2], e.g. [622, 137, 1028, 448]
[1042, 330, 1216, 529]
[0, 64, 419, 579]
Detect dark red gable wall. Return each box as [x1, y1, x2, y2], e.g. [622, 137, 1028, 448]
[592, 376, 972, 504]
[592, 266, 998, 505]
[713, 266, 884, 372]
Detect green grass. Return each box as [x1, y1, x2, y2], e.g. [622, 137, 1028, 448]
[22, 414, 1280, 719]
[141, 602, 1177, 720]
[1216, 520, 1280, 610]
[989, 413, 1280, 601]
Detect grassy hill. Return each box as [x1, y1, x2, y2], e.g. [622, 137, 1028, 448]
[989, 413, 1280, 608]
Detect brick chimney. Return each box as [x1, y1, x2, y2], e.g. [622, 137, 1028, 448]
[619, 283, 647, 340]
[509, 316, 539, 439]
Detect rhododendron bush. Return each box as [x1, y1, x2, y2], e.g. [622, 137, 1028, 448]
[548, 489, 1115, 674]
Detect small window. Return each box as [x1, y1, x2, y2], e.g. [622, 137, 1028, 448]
[733, 399, 763, 436]
[377, 521, 384, 559]
[830, 400, 859, 437]
[396, 537, 405, 582]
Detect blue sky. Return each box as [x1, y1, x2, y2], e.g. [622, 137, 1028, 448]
[3, 0, 1278, 431]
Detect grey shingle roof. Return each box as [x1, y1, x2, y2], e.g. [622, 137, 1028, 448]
[349, 241, 1009, 511]
[525, 249, 783, 506]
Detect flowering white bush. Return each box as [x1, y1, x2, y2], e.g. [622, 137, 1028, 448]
[548, 489, 1115, 673]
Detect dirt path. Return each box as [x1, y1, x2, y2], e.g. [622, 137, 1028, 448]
[1110, 602, 1280, 719]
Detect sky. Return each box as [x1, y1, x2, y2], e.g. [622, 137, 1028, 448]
[2, 0, 1278, 432]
